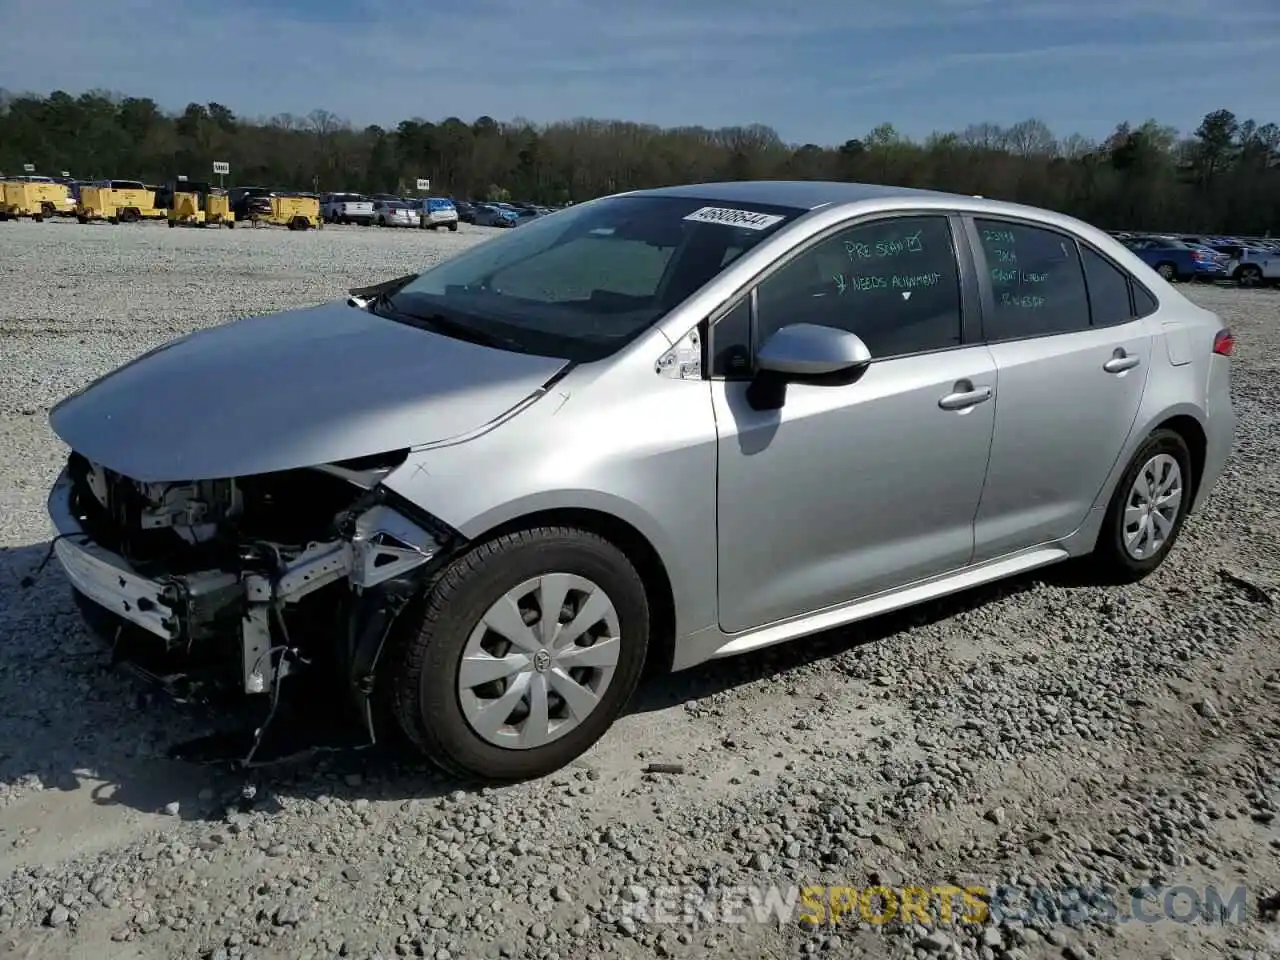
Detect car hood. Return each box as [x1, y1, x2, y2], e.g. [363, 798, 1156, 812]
[49, 300, 568, 482]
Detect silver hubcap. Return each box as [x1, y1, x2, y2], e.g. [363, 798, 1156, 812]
[1123, 453, 1183, 560]
[458, 574, 621, 750]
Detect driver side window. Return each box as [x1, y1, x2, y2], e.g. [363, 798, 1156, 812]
[754, 215, 963, 360]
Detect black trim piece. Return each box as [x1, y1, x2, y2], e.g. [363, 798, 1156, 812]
[949, 212, 983, 346]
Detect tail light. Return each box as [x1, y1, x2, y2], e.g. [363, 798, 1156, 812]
[1191, 251, 1211, 263]
[1213, 328, 1235, 357]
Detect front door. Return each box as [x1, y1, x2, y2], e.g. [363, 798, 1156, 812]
[712, 213, 997, 634]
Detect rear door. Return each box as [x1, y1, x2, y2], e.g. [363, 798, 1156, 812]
[966, 217, 1155, 562]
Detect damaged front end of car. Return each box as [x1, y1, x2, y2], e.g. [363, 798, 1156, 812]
[47, 448, 465, 765]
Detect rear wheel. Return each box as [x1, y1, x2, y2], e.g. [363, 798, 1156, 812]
[448, 222, 458, 232]
[1236, 264, 1263, 287]
[1090, 428, 1193, 583]
[386, 527, 650, 783]
[1155, 262, 1177, 282]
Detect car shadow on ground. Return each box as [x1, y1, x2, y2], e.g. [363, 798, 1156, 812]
[0, 539, 1091, 825]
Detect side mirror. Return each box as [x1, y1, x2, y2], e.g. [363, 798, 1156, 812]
[756, 323, 872, 378]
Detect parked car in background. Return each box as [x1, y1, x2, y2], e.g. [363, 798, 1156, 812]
[228, 186, 276, 221]
[454, 199, 476, 224]
[44, 181, 1235, 783]
[1119, 236, 1228, 282]
[322, 193, 376, 225]
[472, 203, 519, 227]
[415, 197, 459, 231]
[1204, 242, 1280, 286]
[372, 199, 421, 228]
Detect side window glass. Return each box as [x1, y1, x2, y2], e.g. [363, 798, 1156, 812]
[1133, 283, 1158, 318]
[1080, 245, 1135, 327]
[711, 297, 752, 378]
[975, 219, 1089, 339]
[755, 215, 962, 359]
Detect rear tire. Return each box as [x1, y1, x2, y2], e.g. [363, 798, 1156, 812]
[386, 526, 650, 783]
[1090, 428, 1193, 584]
[448, 222, 458, 232]
[1155, 262, 1177, 282]
[1236, 264, 1263, 287]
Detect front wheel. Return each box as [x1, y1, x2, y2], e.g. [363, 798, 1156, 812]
[386, 527, 650, 783]
[1090, 428, 1193, 583]
[448, 222, 458, 232]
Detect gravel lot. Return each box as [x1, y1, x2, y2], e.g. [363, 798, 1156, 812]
[1, 219, 1278, 960]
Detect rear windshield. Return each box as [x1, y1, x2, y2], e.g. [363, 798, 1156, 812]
[427, 198, 455, 211]
[383, 194, 805, 362]
[110, 180, 145, 190]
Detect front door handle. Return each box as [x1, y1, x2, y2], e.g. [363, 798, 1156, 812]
[1103, 351, 1141, 374]
[938, 384, 993, 411]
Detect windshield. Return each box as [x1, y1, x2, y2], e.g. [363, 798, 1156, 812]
[381, 194, 805, 362]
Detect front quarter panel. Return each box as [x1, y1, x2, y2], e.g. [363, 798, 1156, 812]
[380, 342, 721, 640]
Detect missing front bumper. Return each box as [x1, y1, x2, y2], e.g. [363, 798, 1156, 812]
[47, 465, 446, 699]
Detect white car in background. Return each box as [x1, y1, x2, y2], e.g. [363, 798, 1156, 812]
[415, 197, 460, 231]
[373, 200, 421, 228]
[322, 193, 375, 225]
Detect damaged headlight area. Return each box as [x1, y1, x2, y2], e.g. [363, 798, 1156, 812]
[48, 450, 462, 752]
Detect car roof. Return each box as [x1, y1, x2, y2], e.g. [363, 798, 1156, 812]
[630, 180, 965, 210]
[624, 180, 1102, 230]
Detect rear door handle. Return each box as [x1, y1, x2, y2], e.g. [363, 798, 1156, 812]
[1103, 352, 1141, 374]
[938, 385, 993, 411]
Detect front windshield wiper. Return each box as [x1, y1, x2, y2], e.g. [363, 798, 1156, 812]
[348, 272, 420, 310]
[380, 305, 529, 353]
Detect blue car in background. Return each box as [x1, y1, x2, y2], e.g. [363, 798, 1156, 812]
[1119, 236, 1228, 283]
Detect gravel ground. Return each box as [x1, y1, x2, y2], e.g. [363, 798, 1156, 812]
[0, 219, 1278, 960]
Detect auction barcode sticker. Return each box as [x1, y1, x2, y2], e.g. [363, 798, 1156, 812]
[682, 206, 785, 230]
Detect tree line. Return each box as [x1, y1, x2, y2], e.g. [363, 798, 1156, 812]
[1, 89, 1277, 235]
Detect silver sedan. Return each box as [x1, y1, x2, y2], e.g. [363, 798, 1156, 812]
[372, 199, 421, 228]
[45, 180, 1235, 782]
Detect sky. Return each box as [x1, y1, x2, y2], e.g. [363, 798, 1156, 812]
[2, 0, 1278, 146]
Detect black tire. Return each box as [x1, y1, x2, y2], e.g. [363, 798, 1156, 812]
[167, 219, 176, 228]
[1155, 262, 1177, 282]
[448, 222, 458, 232]
[1236, 264, 1263, 287]
[1090, 428, 1193, 584]
[386, 526, 650, 783]
[32, 214, 43, 223]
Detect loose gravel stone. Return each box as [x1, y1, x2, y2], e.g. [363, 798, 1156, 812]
[0, 222, 1278, 959]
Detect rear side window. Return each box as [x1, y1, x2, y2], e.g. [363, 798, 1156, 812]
[974, 219, 1089, 340]
[1133, 283, 1158, 318]
[1080, 246, 1134, 327]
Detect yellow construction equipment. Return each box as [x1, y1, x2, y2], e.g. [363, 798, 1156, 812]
[76, 179, 166, 224]
[0, 176, 75, 221]
[167, 181, 235, 228]
[247, 193, 323, 230]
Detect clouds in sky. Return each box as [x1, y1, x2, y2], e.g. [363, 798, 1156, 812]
[2, 0, 1278, 144]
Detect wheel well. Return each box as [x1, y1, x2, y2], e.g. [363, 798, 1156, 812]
[1156, 414, 1206, 504]
[477, 508, 678, 677]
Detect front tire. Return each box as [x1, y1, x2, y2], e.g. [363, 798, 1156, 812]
[387, 526, 650, 783]
[1091, 428, 1193, 583]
